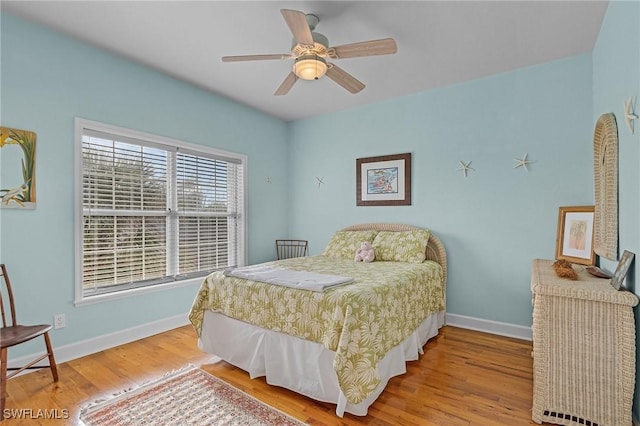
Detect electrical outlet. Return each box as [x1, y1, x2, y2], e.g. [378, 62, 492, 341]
[53, 313, 66, 330]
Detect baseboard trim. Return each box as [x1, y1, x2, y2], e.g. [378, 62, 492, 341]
[10, 312, 530, 370]
[7, 313, 190, 371]
[446, 313, 532, 341]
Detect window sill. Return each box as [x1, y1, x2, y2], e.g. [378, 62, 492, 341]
[74, 276, 203, 307]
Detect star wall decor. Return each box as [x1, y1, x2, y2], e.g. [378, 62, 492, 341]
[266, 176, 272, 184]
[513, 153, 535, 171]
[315, 176, 324, 188]
[456, 160, 474, 177]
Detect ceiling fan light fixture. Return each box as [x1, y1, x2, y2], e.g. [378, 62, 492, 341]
[294, 55, 327, 80]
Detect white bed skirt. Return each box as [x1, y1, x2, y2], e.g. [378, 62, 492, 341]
[199, 310, 445, 417]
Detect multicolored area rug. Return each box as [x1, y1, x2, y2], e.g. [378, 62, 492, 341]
[79, 365, 307, 426]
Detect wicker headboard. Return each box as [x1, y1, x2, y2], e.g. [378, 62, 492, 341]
[340, 223, 447, 286]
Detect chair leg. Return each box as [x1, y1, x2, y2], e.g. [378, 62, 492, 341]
[43, 332, 58, 382]
[1, 347, 7, 421]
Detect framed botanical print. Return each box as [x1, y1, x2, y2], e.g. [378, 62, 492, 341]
[0, 126, 37, 209]
[555, 205, 595, 265]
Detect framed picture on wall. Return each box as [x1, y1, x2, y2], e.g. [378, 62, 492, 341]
[356, 152, 411, 206]
[0, 126, 37, 209]
[555, 205, 595, 265]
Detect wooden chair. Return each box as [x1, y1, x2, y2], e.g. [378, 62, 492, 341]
[1, 264, 58, 420]
[276, 239, 308, 260]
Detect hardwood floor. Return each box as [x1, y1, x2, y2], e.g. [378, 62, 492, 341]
[2, 325, 541, 425]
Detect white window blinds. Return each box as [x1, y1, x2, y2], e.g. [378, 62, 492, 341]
[77, 120, 245, 299]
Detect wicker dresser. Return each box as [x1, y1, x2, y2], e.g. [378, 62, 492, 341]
[531, 259, 638, 426]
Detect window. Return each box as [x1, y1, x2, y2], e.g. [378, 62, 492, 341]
[75, 118, 246, 303]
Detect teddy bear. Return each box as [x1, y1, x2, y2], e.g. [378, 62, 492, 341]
[354, 241, 375, 263]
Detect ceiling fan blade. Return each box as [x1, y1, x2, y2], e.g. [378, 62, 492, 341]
[325, 64, 365, 94]
[281, 9, 314, 46]
[331, 38, 397, 59]
[222, 54, 292, 62]
[274, 72, 298, 96]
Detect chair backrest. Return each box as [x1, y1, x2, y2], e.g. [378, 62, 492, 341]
[276, 240, 308, 260]
[0, 264, 17, 328]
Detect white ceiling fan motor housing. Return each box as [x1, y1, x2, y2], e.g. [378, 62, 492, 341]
[290, 14, 329, 56]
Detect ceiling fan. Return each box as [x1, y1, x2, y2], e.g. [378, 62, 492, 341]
[222, 9, 397, 96]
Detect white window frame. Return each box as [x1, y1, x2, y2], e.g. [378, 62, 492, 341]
[74, 118, 247, 306]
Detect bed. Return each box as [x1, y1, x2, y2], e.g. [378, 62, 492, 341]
[188, 223, 447, 417]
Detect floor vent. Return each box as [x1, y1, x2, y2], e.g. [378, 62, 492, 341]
[543, 411, 599, 426]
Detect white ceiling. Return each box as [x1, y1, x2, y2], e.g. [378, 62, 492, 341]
[2, 1, 608, 122]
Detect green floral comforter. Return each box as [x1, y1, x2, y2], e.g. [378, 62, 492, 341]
[188, 255, 444, 404]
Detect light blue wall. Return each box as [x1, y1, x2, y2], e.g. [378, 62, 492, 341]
[3, 5, 639, 414]
[288, 54, 594, 327]
[0, 13, 289, 356]
[593, 0, 640, 278]
[592, 0, 640, 419]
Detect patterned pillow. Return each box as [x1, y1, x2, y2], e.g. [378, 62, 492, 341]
[372, 229, 431, 263]
[323, 230, 378, 259]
